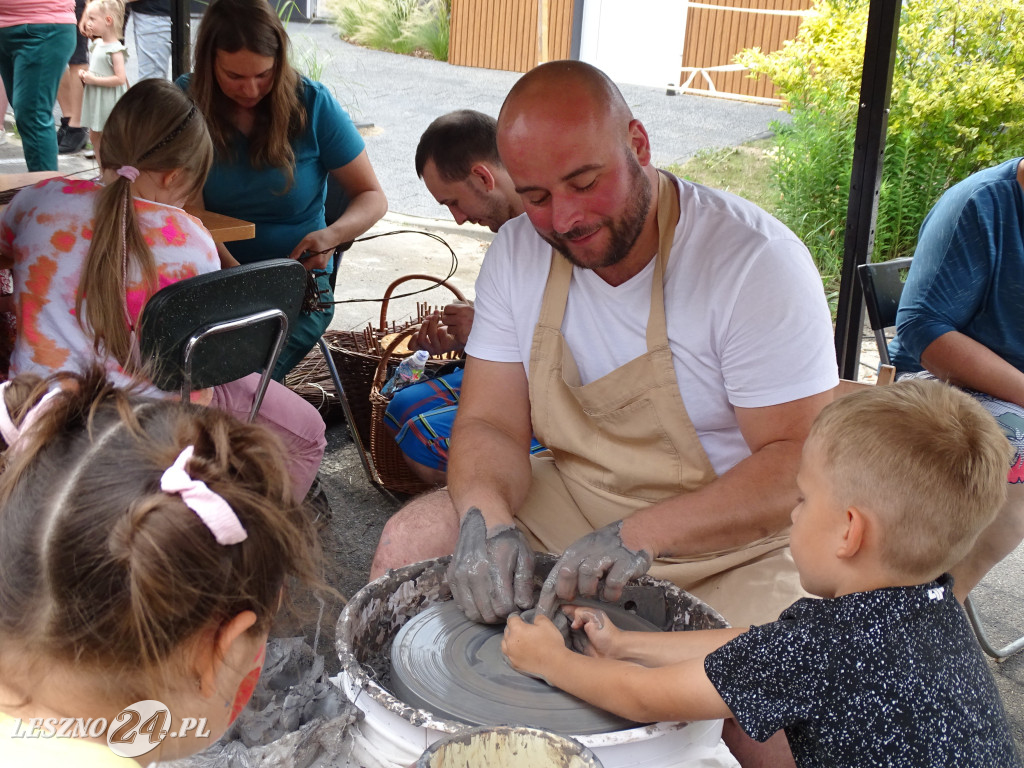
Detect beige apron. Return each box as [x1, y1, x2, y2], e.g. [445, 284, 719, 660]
[515, 171, 806, 626]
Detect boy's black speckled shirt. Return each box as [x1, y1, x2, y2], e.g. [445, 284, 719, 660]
[705, 574, 1022, 767]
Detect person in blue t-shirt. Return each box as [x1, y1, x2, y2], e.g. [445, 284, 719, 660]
[888, 157, 1024, 603]
[177, 0, 387, 379]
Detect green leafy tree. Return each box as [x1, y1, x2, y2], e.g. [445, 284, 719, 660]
[738, 0, 1024, 290]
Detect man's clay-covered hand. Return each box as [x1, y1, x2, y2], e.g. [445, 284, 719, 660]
[536, 521, 653, 617]
[448, 507, 535, 623]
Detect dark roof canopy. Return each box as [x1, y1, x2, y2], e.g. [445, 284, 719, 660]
[833, 0, 902, 379]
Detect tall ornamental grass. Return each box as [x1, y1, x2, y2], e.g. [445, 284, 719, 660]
[400, 0, 450, 62]
[326, 0, 450, 61]
[738, 0, 1024, 290]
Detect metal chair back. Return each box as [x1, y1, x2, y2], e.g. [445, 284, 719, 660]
[856, 257, 913, 366]
[138, 259, 306, 421]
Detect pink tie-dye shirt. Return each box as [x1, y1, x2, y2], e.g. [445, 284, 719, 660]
[0, 177, 219, 393]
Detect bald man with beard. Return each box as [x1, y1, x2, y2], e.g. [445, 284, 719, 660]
[372, 61, 839, 766]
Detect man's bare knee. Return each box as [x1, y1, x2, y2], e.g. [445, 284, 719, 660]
[370, 489, 460, 579]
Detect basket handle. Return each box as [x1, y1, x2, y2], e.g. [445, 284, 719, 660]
[378, 274, 468, 332]
[371, 327, 423, 394]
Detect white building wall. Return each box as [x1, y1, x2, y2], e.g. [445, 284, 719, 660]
[578, 0, 688, 88]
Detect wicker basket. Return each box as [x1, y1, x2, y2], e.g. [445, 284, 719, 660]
[281, 341, 344, 422]
[367, 328, 444, 495]
[288, 274, 466, 494]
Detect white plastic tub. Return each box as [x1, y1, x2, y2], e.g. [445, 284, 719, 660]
[416, 726, 602, 768]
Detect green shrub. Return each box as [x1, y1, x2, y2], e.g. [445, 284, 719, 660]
[272, 0, 300, 24]
[325, 0, 449, 60]
[291, 34, 328, 81]
[352, 0, 419, 55]
[738, 0, 1024, 290]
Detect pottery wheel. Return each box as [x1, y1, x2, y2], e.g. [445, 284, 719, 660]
[389, 600, 659, 734]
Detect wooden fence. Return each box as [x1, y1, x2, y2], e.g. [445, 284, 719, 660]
[679, 0, 812, 103]
[449, 0, 575, 73]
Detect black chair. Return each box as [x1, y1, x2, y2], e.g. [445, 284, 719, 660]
[858, 257, 1024, 660]
[856, 256, 912, 366]
[138, 259, 307, 422]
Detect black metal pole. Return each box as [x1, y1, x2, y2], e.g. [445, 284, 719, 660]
[171, 0, 191, 80]
[833, 0, 902, 380]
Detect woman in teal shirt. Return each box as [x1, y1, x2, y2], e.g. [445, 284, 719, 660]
[179, 0, 387, 378]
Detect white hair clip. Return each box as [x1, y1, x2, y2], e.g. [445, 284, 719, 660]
[0, 383, 61, 449]
[161, 445, 247, 545]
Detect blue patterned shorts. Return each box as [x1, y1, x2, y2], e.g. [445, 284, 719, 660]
[384, 368, 545, 470]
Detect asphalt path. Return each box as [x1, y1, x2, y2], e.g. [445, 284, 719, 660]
[2, 17, 784, 219]
[297, 22, 781, 219]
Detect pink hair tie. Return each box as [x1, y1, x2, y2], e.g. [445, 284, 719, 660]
[116, 166, 140, 182]
[161, 445, 247, 545]
[0, 383, 61, 449]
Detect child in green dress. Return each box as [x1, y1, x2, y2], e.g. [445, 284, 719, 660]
[78, 0, 128, 165]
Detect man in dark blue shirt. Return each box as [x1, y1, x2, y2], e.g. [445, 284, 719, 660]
[889, 157, 1024, 602]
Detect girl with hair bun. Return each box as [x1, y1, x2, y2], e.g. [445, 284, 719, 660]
[0, 367, 322, 765]
[0, 78, 327, 501]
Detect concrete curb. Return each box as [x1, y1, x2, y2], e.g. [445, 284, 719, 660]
[376, 211, 496, 243]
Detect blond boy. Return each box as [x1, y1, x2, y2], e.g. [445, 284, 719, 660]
[503, 380, 1021, 767]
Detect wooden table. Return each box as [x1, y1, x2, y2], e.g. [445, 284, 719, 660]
[0, 171, 63, 202]
[0, 171, 63, 193]
[184, 207, 256, 244]
[0, 174, 254, 245]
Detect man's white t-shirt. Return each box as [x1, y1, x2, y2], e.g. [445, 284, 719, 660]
[465, 176, 839, 475]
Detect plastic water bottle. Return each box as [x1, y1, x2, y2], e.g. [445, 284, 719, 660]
[382, 350, 430, 396]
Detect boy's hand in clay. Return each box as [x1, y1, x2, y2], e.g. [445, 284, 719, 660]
[563, 605, 621, 659]
[448, 507, 535, 624]
[536, 521, 653, 617]
[520, 606, 572, 642]
[502, 612, 567, 682]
